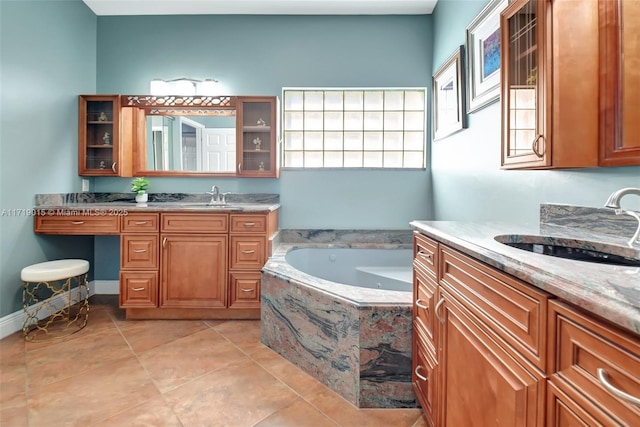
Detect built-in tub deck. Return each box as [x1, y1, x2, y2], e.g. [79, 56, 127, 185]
[260, 230, 415, 408]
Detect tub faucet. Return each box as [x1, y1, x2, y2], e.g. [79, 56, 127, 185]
[604, 187, 640, 246]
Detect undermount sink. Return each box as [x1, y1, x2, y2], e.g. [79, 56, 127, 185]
[494, 234, 640, 267]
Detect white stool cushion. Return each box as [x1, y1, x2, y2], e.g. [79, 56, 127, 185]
[21, 259, 89, 282]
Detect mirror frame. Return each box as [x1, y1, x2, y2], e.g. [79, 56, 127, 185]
[122, 95, 239, 176]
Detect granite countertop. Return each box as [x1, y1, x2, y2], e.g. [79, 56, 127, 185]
[410, 216, 640, 335]
[34, 192, 280, 213]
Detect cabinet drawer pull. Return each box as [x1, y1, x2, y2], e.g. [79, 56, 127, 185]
[162, 237, 167, 249]
[415, 299, 429, 310]
[597, 368, 640, 406]
[71, 221, 85, 225]
[241, 249, 256, 254]
[241, 288, 254, 293]
[415, 365, 428, 382]
[238, 163, 242, 174]
[111, 162, 117, 173]
[435, 297, 445, 324]
[132, 287, 145, 292]
[134, 221, 148, 225]
[132, 249, 147, 253]
[417, 251, 432, 262]
[242, 222, 256, 227]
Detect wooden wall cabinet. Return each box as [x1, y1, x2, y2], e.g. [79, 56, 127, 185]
[236, 96, 280, 177]
[600, 0, 640, 166]
[79, 95, 133, 176]
[412, 231, 639, 426]
[501, 0, 639, 169]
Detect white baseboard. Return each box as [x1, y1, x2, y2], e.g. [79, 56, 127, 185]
[0, 280, 119, 340]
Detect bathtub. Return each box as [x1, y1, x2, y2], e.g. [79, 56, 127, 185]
[260, 243, 416, 408]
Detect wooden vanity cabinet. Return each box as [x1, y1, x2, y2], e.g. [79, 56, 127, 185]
[236, 96, 280, 178]
[160, 214, 228, 309]
[119, 213, 159, 308]
[412, 231, 640, 426]
[228, 213, 278, 309]
[412, 232, 440, 427]
[437, 245, 547, 427]
[547, 300, 640, 426]
[79, 95, 133, 176]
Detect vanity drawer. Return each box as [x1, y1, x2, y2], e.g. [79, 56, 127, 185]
[439, 246, 549, 371]
[414, 232, 438, 278]
[35, 214, 119, 235]
[161, 213, 228, 233]
[549, 300, 640, 425]
[230, 214, 267, 233]
[121, 213, 159, 232]
[414, 264, 438, 346]
[228, 272, 261, 309]
[230, 236, 266, 269]
[119, 271, 158, 308]
[120, 235, 158, 269]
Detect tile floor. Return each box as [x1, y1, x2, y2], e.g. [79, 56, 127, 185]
[1, 296, 427, 426]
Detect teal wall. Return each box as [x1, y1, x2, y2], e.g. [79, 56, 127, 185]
[430, 0, 640, 222]
[92, 14, 434, 280]
[92, 14, 434, 229]
[0, 0, 97, 316]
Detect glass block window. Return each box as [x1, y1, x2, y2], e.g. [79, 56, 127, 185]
[282, 89, 426, 168]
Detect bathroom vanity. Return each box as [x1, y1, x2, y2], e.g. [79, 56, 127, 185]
[34, 196, 279, 320]
[410, 206, 639, 426]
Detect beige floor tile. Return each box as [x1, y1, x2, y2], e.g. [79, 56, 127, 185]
[93, 398, 183, 427]
[305, 382, 423, 427]
[26, 327, 133, 390]
[164, 357, 298, 427]
[28, 357, 160, 427]
[254, 397, 339, 427]
[211, 320, 264, 355]
[251, 346, 322, 396]
[138, 328, 248, 393]
[0, 390, 28, 427]
[118, 319, 209, 353]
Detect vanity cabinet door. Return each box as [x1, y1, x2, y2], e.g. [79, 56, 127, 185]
[160, 234, 228, 309]
[236, 96, 280, 178]
[438, 287, 545, 427]
[600, 0, 640, 166]
[78, 95, 133, 176]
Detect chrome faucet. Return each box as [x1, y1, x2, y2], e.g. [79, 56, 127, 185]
[604, 187, 640, 246]
[207, 185, 220, 204]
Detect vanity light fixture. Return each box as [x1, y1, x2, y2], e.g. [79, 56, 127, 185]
[149, 77, 219, 96]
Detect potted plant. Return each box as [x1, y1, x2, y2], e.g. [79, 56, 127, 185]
[131, 177, 150, 203]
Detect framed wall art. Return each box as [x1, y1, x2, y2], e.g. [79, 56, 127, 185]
[466, 0, 508, 113]
[433, 45, 466, 141]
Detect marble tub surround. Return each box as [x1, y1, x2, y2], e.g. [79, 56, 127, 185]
[277, 229, 412, 245]
[261, 231, 415, 408]
[409, 220, 640, 335]
[260, 273, 414, 409]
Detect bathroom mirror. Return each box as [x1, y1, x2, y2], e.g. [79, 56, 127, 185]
[124, 95, 239, 176]
[145, 114, 236, 173]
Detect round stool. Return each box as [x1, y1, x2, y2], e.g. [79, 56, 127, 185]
[21, 259, 90, 342]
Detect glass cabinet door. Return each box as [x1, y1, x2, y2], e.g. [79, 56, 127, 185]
[237, 97, 279, 177]
[79, 95, 120, 175]
[501, 0, 549, 168]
